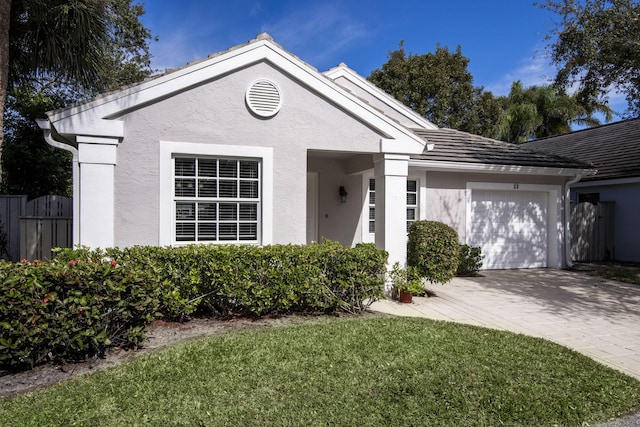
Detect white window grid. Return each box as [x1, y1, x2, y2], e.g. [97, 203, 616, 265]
[367, 178, 419, 235]
[406, 179, 418, 231]
[368, 178, 376, 233]
[173, 156, 261, 243]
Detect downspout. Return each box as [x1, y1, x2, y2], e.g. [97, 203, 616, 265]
[563, 173, 583, 269]
[36, 119, 80, 246]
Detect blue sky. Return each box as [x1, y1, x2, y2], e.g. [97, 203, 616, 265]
[140, 0, 625, 115]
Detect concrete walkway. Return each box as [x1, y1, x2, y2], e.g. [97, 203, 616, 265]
[370, 269, 640, 380]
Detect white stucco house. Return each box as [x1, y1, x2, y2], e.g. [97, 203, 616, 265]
[37, 33, 592, 270]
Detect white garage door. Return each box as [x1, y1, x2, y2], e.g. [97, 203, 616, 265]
[469, 190, 548, 269]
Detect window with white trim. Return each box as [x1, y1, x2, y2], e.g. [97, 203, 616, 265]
[366, 178, 419, 235]
[406, 179, 418, 231]
[368, 178, 376, 233]
[174, 156, 260, 243]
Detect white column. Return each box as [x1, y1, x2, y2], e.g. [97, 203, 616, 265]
[77, 136, 118, 249]
[374, 153, 409, 268]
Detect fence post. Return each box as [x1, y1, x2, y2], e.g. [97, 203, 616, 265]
[18, 195, 73, 261]
[0, 195, 28, 261]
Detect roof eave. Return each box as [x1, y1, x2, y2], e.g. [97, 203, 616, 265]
[409, 159, 596, 176]
[573, 175, 640, 187]
[324, 64, 438, 131]
[43, 34, 426, 151]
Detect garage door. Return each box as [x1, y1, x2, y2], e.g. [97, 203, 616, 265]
[469, 190, 548, 269]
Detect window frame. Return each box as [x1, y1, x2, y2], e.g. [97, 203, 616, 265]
[362, 171, 422, 243]
[173, 156, 261, 244]
[406, 178, 419, 231]
[159, 141, 273, 246]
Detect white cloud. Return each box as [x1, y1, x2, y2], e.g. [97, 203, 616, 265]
[148, 2, 368, 75]
[600, 87, 628, 117]
[485, 50, 556, 96]
[250, 2, 262, 17]
[260, 3, 369, 67]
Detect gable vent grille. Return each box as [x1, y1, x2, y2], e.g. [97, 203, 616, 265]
[246, 79, 282, 117]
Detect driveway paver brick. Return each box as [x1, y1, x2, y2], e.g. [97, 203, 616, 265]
[370, 269, 640, 379]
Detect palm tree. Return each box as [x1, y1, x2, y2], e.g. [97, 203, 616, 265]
[494, 82, 539, 143]
[494, 81, 613, 143]
[0, 0, 110, 175]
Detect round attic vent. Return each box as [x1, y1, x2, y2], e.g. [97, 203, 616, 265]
[246, 79, 282, 117]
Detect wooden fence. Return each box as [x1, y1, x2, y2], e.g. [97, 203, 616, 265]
[0, 195, 72, 262]
[571, 201, 615, 262]
[0, 195, 27, 261]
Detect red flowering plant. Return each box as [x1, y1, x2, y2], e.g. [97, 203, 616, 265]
[42, 292, 53, 304]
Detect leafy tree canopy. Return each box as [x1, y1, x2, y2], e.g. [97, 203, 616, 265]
[367, 41, 611, 143]
[1, 0, 156, 198]
[368, 42, 501, 134]
[8, 0, 154, 96]
[1, 85, 72, 197]
[538, 0, 640, 117]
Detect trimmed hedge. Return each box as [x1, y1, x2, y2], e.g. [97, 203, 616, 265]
[0, 258, 158, 371]
[407, 220, 459, 284]
[1, 241, 387, 371]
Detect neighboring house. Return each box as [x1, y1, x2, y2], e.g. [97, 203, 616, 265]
[523, 119, 640, 262]
[37, 33, 592, 270]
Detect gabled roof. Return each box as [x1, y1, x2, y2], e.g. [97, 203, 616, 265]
[522, 118, 640, 181]
[322, 65, 590, 175]
[323, 64, 438, 130]
[42, 33, 426, 154]
[411, 128, 593, 175]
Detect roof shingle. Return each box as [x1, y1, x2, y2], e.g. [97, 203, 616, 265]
[411, 128, 591, 170]
[522, 119, 640, 181]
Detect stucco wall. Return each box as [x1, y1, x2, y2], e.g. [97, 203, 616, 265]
[307, 157, 364, 246]
[573, 181, 640, 262]
[113, 61, 384, 247]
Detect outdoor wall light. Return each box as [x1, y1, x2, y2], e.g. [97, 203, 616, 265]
[339, 186, 348, 203]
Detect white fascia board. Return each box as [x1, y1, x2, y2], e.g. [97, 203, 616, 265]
[47, 39, 426, 153]
[409, 159, 595, 177]
[52, 118, 124, 139]
[571, 176, 640, 188]
[324, 64, 438, 130]
[47, 41, 276, 125]
[381, 138, 426, 155]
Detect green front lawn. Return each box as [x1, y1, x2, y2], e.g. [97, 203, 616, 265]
[2, 317, 639, 426]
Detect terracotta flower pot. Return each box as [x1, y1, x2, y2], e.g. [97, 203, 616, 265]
[399, 290, 413, 304]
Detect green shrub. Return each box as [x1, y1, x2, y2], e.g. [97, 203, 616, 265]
[457, 244, 484, 276]
[2, 242, 387, 372]
[407, 220, 459, 284]
[0, 258, 158, 371]
[54, 246, 199, 320]
[388, 263, 424, 300]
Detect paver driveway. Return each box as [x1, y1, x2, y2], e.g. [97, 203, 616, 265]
[370, 269, 640, 379]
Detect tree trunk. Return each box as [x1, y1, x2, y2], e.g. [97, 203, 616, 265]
[0, 0, 12, 182]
